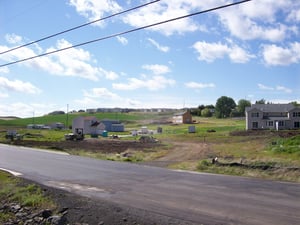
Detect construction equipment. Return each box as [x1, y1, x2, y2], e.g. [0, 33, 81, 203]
[139, 136, 158, 143]
[64, 128, 84, 141]
[5, 130, 23, 141]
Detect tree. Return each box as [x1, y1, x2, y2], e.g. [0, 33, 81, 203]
[237, 99, 251, 116]
[48, 110, 65, 115]
[255, 99, 266, 104]
[201, 108, 212, 117]
[215, 96, 236, 118]
[290, 101, 299, 106]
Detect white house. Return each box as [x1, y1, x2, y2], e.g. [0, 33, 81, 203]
[245, 104, 300, 130]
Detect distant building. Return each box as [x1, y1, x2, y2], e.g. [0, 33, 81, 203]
[101, 119, 124, 132]
[172, 111, 193, 124]
[72, 116, 125, 134]
[50, 122, 65, 130]
[245, 104, 300, 130]
[72, 116, 102, 134]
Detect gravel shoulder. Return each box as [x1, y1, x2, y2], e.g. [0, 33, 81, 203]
[28, 178, 196, 225]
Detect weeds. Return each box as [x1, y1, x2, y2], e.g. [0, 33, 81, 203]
[0, 171, 54, 208]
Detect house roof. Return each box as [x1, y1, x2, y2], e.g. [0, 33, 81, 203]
[173, 111, 189, 116]
[246, 104, 296, 112]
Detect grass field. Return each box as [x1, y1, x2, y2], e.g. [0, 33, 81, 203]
[1, 112, 299, 182]
[0, 171, 55, 223]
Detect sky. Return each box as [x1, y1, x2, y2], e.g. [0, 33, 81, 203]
[0, 0, 299, 117]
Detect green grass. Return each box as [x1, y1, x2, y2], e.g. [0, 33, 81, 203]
[0, 171, 54, 208]
[0, 111, 173, 127]
[195, 159, 300, 182]
[270, 135, 300, 154]
[0, 171, 55, 223]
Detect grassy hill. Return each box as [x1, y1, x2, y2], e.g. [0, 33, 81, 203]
[0, 111, 170, 128]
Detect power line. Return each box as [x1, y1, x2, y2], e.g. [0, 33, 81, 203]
[0, 0, 252, 68]
[0, 0, 161, 55]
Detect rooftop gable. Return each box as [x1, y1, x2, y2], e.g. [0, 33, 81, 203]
[246, 104, 295, 113]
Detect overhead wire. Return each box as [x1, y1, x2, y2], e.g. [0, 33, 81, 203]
[0, 0, 161, 55]
[0, 0, 252, 68]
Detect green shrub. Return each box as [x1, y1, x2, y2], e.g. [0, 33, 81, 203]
[197, 159, 211, 170]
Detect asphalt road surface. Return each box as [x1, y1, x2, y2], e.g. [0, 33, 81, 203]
[1, 144, 300, 225]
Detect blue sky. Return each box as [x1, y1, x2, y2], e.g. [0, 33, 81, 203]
[0, 0, 299, 117]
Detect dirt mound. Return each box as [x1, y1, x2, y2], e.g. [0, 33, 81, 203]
[230, 130, 300, 137]
[11, 139, 160, 154]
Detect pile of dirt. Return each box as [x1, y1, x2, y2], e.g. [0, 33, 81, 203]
[10, 139, 161, 154]
[230, 130, 300, 137]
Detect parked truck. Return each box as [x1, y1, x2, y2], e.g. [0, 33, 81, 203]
[64, 128, 84, 141]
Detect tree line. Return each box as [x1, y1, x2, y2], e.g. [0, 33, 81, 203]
[190, 96, 299, 118]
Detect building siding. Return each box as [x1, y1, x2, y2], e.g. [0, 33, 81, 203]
[245, 104, 300, 130]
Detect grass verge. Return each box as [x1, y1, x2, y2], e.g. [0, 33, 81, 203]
[0, 170, 55, 223]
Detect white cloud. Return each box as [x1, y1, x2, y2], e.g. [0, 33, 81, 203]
[113, 75, 175, 91]
[123, 1, 203, 36]
[0, 102, 56, 117]
[68, 0, 122, 27]
[0, 93, 8, 98]
[193, 41, 254, 63]
[147, 38, 169, 52]
[216, 0, 297, 42]
[0, 77, 41, 94]
[116, 36, 128, 45]
[287, 8, 300, 22]
[262, 42, 300, 66]
[142, 64, 171, 75]
[258, 83, 292, 93]
[185, 82, 215, 89]
[0, 37, 120, 81]
[5, 34, 23, 44]
[83, 87, 120, 99]
[77, 88, 140, 108]
[276, 86, 292, 93]
[0, 67, 9, 73]
[258, 83, 274, 91]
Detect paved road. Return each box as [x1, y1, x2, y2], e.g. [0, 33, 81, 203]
[1, 144, 300, 225]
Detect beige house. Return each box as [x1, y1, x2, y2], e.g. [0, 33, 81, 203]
[245, 104, 300, 130]
[72, 116, 104, 135]
[172, 111, 193, 124]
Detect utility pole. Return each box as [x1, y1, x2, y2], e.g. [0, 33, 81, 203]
[66, 104, 69, 130]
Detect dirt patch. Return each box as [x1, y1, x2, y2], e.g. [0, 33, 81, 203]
[142, 141, 212, 168]
[10, 138, 161, 154]
[230, 129, 300, 137]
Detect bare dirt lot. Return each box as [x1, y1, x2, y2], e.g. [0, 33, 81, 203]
[11, 138, 161, 153]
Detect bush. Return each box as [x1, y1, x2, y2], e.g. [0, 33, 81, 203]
[197, 159, 211, 170]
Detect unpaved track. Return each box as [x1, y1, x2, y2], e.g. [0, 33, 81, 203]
[142, 141, 211, 167]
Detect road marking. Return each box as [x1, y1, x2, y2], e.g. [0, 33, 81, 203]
[0, 168, 22, 176]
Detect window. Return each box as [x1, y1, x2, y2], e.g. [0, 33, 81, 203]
[293, 112, 300, 117]
[251, 112, 259, 117]
[278, 121, 284, 126]
[294, 122, 300, 128]
[268, 121, 273, 126]
[252, 122, 258, 129]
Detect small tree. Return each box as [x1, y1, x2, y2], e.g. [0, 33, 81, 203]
[201, 108, 212, 117]
[237, 99, 251, 116]
[215, 96, 236, 118]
